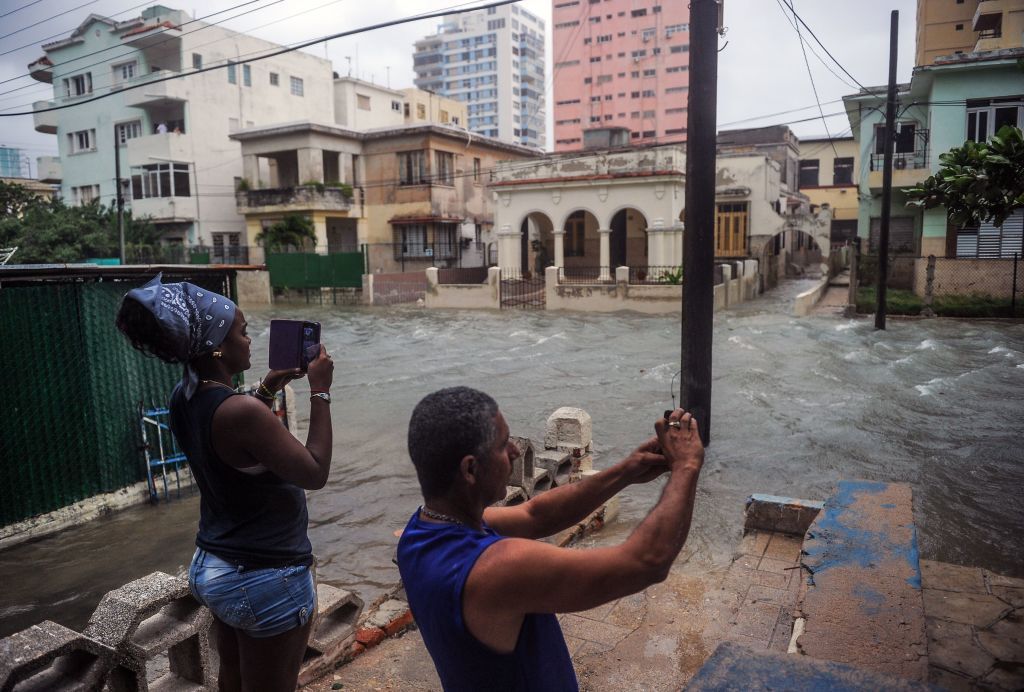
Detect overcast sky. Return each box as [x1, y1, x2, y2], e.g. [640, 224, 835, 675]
[0, 0, 917, 171]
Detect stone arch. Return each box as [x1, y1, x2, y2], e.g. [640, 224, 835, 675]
[608, 206, 649, 267]
[518, 211, 555, 277]
[558, 209, 601, 269]
[751, 227, 829, 290]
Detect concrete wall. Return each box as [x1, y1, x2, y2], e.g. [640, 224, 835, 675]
[545, 267, 683, 314]
[794, 276, 830, 316]
[424, 267, 500, 309]
[234, 269, 271, 305]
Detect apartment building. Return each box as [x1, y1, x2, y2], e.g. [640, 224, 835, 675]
[0, 147, 29, 178]
[798, 136, 859, 245]
[916, 0, 1024, 66]
[551, 0, 690, 151]
[412, 5, 546, 149]
[29, 5, 334, 253]
[331, 77, 466, 132]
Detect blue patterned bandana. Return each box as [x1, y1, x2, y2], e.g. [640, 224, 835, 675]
[125, 273, 237, 399]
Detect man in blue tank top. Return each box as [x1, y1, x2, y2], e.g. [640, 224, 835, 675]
[397, 387, 705, 692]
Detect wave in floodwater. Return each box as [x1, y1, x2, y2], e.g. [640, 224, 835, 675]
[1, 280, 1023, 638]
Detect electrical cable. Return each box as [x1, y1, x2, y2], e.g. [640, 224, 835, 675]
[1, 0, 47, 20]
[779, 0, 838, 158]
[0, 0, 100, 41]
[0, 0, 156, 58]
[781, 2, 869, 92]
[772, 0, 858, 92]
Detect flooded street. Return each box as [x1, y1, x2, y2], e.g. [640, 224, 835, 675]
[2, 279, 1023, 638]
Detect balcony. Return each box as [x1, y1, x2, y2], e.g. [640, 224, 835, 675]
[972, 0, 1005, 32]
[28, 58, 52, 84]
[236, 185, 357, 215]
[126, 132, 192, 167]
[37, 156, 61, 183]
[130, 195, 198, 223]
[32, 100, 57, 134]
[123, 70, 188, 108]
[868, 152, 930, 189]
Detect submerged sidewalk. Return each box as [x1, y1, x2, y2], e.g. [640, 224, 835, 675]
[303, 529, 1024, 691]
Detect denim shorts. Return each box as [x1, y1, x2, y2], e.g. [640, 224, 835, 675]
[188, 548, 316, 638]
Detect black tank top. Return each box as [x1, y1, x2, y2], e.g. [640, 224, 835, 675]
[169, 382, 313, 568]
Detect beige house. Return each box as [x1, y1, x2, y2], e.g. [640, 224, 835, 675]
[797, 136, 859, 246]
[231, 121, 537, 272]
[916, 0, 1024, 66]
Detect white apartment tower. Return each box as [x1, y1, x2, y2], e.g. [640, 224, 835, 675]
[412, 5, 546, 150]
[28, 5, 334, 251]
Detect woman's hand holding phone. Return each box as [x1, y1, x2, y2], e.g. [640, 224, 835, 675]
[306, 344, 334, 392]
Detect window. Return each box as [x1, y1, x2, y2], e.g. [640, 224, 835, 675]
[115, 120, 142, 144]
[715, 203, 749, 257]
[130, 163, 192, 199]
[440, 109, 449, 123]
[955, 23, 963, 30]
[833, 157, 854, 185]
[670, 45, 689, 53]
[290, 76, 304, 96]
[799, 159, 820, 187]
[391, 100, 402, 112]
[436, 223, 458, 258]
[398, 151, 426, 185]
[72, 185, 100, 206]
[666, 23, 689, 37]
[874, 122, 917, 154]
[243, 64, 251, 87]
[270, 72, 279, 86]
[966, 97, 1023, 142]
[487, 19, 505, 30]
[357, 94, 371, 110]
[192, 53, 202, 69]
[631, 8, 647, 16]
[954, 210, 1024, 258]
[435, 151, 454, 185]
[394, 224, 427, 258]
[112, 61, 136, 85]
[63, 73, 92, 98]
[565, 211, 586, 257]
[227, 62, 237, 84]
[473, 157, 481, 182]
[68, 129, 96, 153]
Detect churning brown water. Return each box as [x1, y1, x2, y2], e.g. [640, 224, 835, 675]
[2, 279, 1023, 638]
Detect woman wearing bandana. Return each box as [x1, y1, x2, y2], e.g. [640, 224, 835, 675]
[116, 274, 334, 691]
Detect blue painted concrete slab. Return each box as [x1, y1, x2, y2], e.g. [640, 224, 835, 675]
[687, 641, 938, 691]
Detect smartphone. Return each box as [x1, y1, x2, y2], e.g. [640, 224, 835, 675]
[268, 319, 321, 371]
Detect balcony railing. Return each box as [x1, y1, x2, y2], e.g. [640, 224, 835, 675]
[870, 127, 930, 171]
[237, 185, 354, 211]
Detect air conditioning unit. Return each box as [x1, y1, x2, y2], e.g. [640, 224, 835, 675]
[894, 158, 907, 170]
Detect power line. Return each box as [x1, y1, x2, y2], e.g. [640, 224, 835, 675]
[1, 0, 47, 20]
[780, 0, 838, 158]
[772, 0, 857, 92]
[783, 2, 868, 92]
[718, 98, 845, 128]
[0, 0, 157, 58]
[1, 0, 505, 116]
[0, 0, 272, 92]
[0, 0, 99, 41]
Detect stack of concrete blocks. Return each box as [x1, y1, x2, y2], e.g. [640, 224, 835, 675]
[306, 583, 364, 656]
[82, 571, 214, 691]
[0, 620, 120, 691]
[543, 407, 594, 485]
[506, 436, 553, 501]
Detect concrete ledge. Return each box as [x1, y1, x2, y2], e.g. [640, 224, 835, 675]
[744, 494, 824, 536]
[796, 480, 928, 681]
[794, 275, 830, 316]
[688, 641, 936, 691]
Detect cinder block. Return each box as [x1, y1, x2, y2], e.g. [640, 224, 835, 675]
[308, 585, 364, 655]
[83, 571, 213, 691]
[544, 407, 592, 451]
[495, 486, 526, 507]
[0, 620, 118, 692]
[535, 449, 572, 478]
[744, 494, 823, 536]
[530, 467, 554, 496]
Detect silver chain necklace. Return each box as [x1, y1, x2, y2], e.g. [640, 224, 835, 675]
[420, 506, 464, 525]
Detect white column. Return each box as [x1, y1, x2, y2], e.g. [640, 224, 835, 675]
[552, 229, 566, 268]
[598, 228, 612, 281]
[242, 155, 258, 187]
[297, 147, 323, 184]
[496, 224, 522, 271]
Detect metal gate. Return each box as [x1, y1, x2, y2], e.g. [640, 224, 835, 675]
[500, 268, 545, 309]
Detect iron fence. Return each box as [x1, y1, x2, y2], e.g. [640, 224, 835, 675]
[499, 268, 545, 310]
[629, 266, 685, 285]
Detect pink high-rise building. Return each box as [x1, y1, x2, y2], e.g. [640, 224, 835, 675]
[552, 1, 690, 151]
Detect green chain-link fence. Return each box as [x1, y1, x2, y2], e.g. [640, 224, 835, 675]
[0, 272, 232, 525]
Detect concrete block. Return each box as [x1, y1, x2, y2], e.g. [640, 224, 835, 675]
[83, 571, 213, 691]
[744, 494, 823, 536]
[307, 585, 363, 655]
[495, 486, 526, 507]
[364, 599, 406, 632]
[530, 467, 554, 496]
[688, 641, 936, 691]
[544, 407, 592, 451]
[534, 449, 572, 478]
[0, 620, 118, 692]
[507, 436, 535, 491]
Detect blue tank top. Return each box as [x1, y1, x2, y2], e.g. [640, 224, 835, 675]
[169, 382, 312, 568]
[397, 511, 578, 692]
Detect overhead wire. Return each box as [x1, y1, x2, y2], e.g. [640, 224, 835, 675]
[779, 0, 838, 158]
[1, 0, 47, 20]
[781, 1, 869, 92]
[0, 0, 100, 41]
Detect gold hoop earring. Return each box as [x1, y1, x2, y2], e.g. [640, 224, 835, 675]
[212, 350, 223, 359]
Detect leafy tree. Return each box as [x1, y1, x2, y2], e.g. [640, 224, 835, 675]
[907, 125, 1024, 229]
[256, 214, 316, 252]
[0, 181, 159, 264]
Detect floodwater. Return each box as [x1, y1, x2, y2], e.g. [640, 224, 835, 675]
[2, 279, 1023, 638]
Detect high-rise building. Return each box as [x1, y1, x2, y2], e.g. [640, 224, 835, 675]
[413, 5, 546, 149]
[551, 1, 691, 151]
[0, 147, 28, 178]
[916, 0, 1024, 66]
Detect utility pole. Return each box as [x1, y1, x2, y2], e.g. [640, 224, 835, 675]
[680, 0, 720, 446]
[114, 127, 126, 264]
[875, 10, 899, 330]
